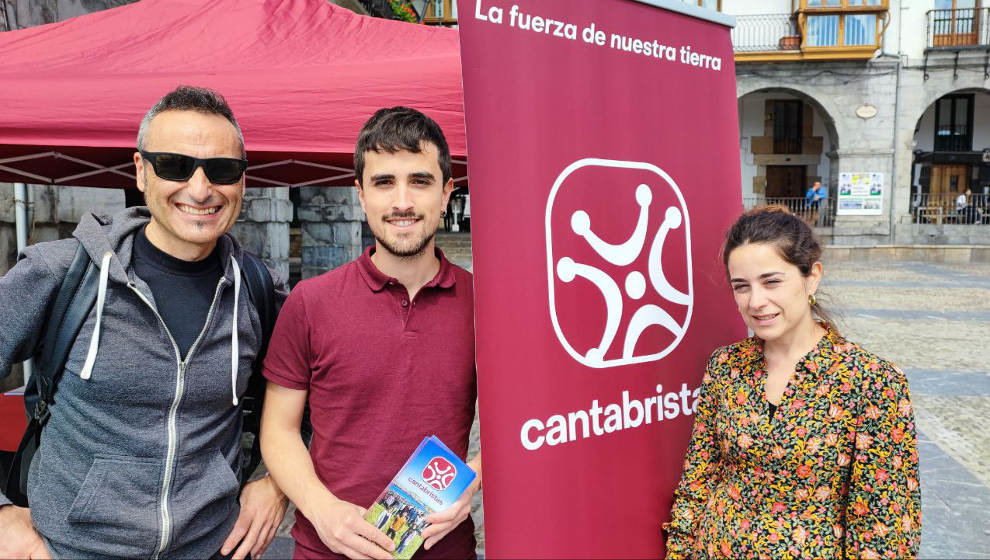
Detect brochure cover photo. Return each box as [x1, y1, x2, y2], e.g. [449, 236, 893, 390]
[365, 436, 476, 559]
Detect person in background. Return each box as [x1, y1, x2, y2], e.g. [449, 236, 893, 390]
[956, 188, 972, 224]
[805, 180, 827, 226]
[664, 205, 921, 559]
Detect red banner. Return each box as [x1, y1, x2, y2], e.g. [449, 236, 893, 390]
[458, 0, 745, 557]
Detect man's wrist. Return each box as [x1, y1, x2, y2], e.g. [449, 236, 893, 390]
[299, 487, 337, 521]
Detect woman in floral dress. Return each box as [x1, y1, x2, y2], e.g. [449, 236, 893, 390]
[664, 206, 921, 559]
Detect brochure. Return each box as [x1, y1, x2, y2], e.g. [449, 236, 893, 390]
[364, 436, 476, 559]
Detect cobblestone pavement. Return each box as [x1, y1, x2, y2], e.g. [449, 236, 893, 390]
[268, 259, 990, 559]
[821, 261, 990, 559]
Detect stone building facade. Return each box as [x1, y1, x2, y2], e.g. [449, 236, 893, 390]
[727, 0, 990, 246]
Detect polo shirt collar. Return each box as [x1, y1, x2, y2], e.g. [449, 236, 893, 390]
[357, 245, 457, 292]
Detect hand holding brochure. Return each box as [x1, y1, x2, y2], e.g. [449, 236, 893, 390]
[365, 436, 476, 559]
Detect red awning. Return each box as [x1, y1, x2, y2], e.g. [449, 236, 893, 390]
[0, 0, 466, 188]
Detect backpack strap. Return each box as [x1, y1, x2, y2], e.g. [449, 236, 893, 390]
[240, 251, 276, 360]
[237, 251, 278, 485]
[5, 242, 98, 506]
[31, 242, 99, 423]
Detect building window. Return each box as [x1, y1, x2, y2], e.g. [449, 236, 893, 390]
[932, 0, 981, 47]
[773, 100, 804, 154]
[799, 0, 887, 48]
[845, 13, 878, 45]
[804, 0, 887, 8]
[934, 94, 974, 152]
[424, 0, 457, 25]
[806, 14, 840, 46]
[805, 14, 877, 47]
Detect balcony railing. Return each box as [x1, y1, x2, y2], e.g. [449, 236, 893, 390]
[927, 8, 990, 50]
[732, 14, 800, 52]
[912, 193, 990, 224]
[742, 197, 836, 227]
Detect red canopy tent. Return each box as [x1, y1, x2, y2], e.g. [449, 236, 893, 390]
[0, 0, 466, 188]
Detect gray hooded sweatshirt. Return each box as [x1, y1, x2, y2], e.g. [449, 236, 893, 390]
[0, 207, 287, 559]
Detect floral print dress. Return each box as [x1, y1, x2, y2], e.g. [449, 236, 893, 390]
[664, 328, 921, 559]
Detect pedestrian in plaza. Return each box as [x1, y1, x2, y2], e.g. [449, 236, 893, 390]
[956, 188, 973, 224]
[805, 180, 827, 226]
[260, 106, 481, 560]
[0, 86, 289, 559]
[664, 205, 921, 559]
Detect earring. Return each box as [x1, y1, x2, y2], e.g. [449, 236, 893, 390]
[808, 293, 817, 307]
[441, 210, 447, 217]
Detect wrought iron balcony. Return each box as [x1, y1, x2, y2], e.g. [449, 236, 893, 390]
[732, 14, 800, 53]
[926, 8, 990, 50]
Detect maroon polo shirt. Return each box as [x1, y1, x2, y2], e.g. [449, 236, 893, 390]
[263, 246, 477, 560]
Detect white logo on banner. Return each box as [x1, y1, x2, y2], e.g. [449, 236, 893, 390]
[546, 158, 693, 369]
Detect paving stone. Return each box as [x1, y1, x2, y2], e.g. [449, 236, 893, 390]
[820, 261, 990, 559]
[913, 395, 990, 488]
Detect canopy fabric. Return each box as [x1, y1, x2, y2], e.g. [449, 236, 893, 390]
[0, 0, 465, 188]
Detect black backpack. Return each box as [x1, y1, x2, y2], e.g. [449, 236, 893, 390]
[2, 243, 278, 507]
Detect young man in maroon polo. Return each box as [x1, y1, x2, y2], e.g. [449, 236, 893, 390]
[260, 107, 481, 560]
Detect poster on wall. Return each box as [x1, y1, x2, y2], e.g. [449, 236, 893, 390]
[458, 0, 745, 557]
[836, 172, 884, 215]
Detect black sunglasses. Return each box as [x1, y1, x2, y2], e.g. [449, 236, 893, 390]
[140, 151, 247, 185]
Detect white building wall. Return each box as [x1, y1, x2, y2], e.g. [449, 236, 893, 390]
[722, 0, 793, 16]
[721, 0, 932, 61]
[915, 100, 937, 152]
[887, 0, 934, 61]
[972, 92, 990, 150]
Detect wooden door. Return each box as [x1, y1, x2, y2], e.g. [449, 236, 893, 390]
[931, 164, 969, 211]
[765, 165, 807, 198]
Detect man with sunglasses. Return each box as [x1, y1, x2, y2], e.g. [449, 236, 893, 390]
[0, 86, 288, 559]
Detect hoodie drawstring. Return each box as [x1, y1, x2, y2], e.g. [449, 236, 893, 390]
[78, 251, 243, 408]
[79, 251, 113, 380]
[229, 256, 241, 406]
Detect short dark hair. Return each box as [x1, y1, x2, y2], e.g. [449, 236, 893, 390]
[721, 205, 836, 329]
[137, 85, 244, 157]
[354, 107, 451, 186]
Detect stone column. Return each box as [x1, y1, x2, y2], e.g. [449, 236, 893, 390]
[231, 188, 293, 282]
[297, 186, 366, 279]
[0, 186, 20, 390]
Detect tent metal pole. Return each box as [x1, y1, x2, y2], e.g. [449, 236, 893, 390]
[13, 182, 34, 384]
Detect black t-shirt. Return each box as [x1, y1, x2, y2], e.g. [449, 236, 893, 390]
[133, 227, 223, 359]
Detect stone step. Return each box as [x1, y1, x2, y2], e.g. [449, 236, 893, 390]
[435, 232, 474, 271]
[435, 233, 473, 248]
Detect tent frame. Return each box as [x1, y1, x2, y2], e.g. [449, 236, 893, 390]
[1, 151, 469, 188]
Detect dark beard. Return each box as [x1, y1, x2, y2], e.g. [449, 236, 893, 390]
[374, 229, 436, 258]
[373, 209, 439, 258]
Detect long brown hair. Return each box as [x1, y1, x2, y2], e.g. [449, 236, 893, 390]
[721, 205, 835, 329]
